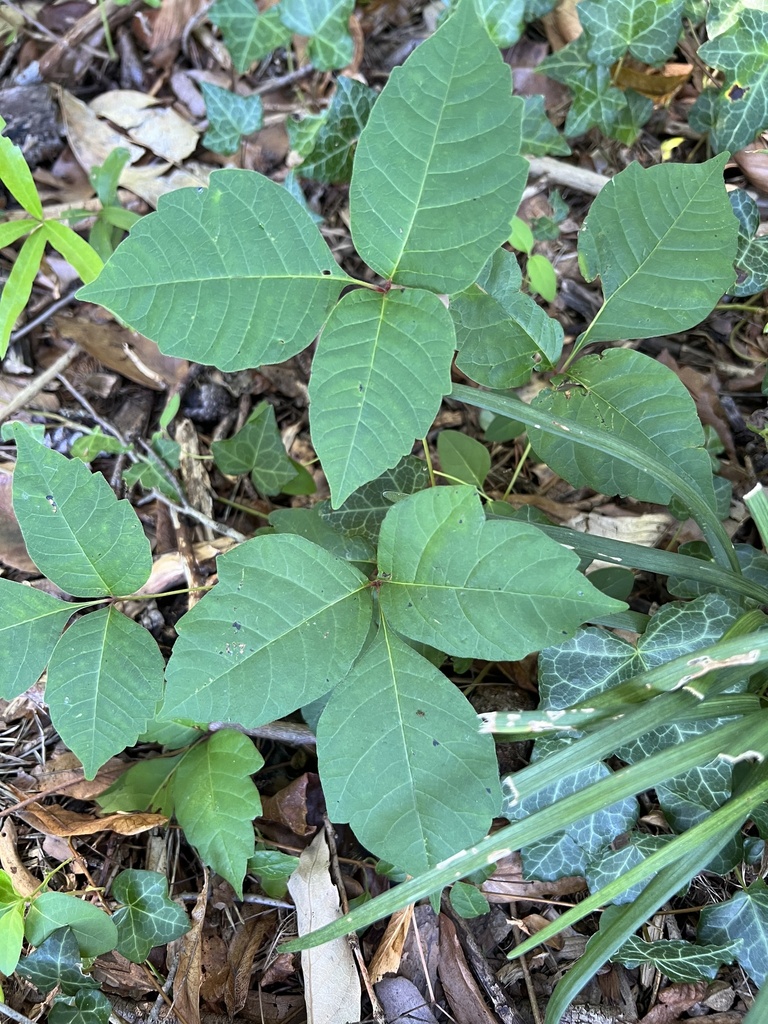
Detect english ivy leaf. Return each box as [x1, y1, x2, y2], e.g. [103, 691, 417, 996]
[511, 735, 638, 881]
[25, 893, 118, 957]
[248, 849, 300, 898]
[447, 0, 526, 45]
[283, 171, 323, 224]
[537, 593, 744, 864]
[521, 95, 571, 156]
[200, 83, 263, 156]
[163, 534, 372, 725]
[529, 349, 718, 510]
[208, 0, 291, 72]
[16, 928, 99, 995]
[613, 934, 742, 982]
[587, 834, 672, 905]
[288, 77, 376, 183]
[350, 0, 527, 292]
[378, 485, 624, 661]
[11, 422, 152, 598]
[578, 0, 685, 65]
[317, 628, 501, 875]
[451, 249, 563, 389]
[0, 904, 24, 976]
[317, 456, 430, 545]
[578, 156, 737, 342]
[49, 989, 112, 1024]
[437, 431, 490, 488]
[112, 870, 189, 963]
[449, 881, 490, 919]
[667, 541, 768, 600]
[211, 401, 297, 496]
[46, 609, 165, 780]
[0, 579, 73, 699]
[698, 8, 768, 153]
[698, 879, 768, 984]
[97, 756, 182, 816]
[309, 288, 455, 506]
[78, 170, 351, 373]
[173, 731, 263, 895]
[706, 0, 768, 37]
[538, 39, 647, 141]
[269, 508, 376, 571]
[279, 0, 354, 71]
[729, 189, 768, 296]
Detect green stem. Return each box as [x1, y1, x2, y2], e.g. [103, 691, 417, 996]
[452, 384, 740, 573]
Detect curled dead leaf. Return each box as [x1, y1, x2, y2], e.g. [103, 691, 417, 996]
[18, 802, 167, 837]
[613, 60, 692, 103]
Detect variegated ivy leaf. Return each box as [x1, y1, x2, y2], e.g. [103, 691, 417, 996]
[279, 0, 354, 71]
[446, 0, 526, 46]
[521, 96, 571, 156]
[729, 189, 768, 297]
[578, 0, 685, 66]
[696, 8, 768, 153]
[200, 83, 263, 156]
[699, 879, 768, 985]
[288, 77, 376, 183]
[208, 0, 291, 72]
[612, 934, 742, 983]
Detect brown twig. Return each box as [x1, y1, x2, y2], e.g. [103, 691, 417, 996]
[0, 344, 80, 422]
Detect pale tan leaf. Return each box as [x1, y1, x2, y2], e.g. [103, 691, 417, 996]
[58, 89, 144, 175]
[171, 867, 208, 1024]
[18, 802, 166, 837]
[287, 832, 361, 1024]
[90, 90, 199, 164]
[369, 905, 414, 984]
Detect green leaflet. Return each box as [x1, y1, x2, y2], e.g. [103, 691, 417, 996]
[350, 0, 527, 292]
[11, 422, 151, 597]
[162, 533, 372, 725]
[577, 156, 738, 344]
[377, 485, 625, 661]
[529, 348, 718, 510]
[0, 115, 43, 217]
[578, 0, 685, 65]
[97, 755, 182, 817]
[269, 507, 376, 571]
[0, 228, 47, 357]
[0, 579, 73, 699]
[0, 904, 24, 977]
[279, 0, 354, 71]
[174, 730, 263, 896]
[437, 431, 490, 489]
[446, 0, 526, 46]
[208, 0, 291, 72]
[78, 170, 351, 373]
[111, 870, 190, 963]
[200, 83, 263, 156]
[46, 608, 165, 780]
[25, 893, 117, 958]
[317, 626, 500, 875]
[697, 8, 768, 153]
[309, 288, 455, 506]
[288, 77, 375, 183]
[451, 248, 563, 388]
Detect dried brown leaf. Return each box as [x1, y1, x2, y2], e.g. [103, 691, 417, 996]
[438, 914, 497, 1024]
[171, 867, 208, 1024]
[369, 905, 414, 984]
[18, 802, 166, 837]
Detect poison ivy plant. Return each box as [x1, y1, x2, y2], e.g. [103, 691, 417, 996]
[5, 2, 768, 1018]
